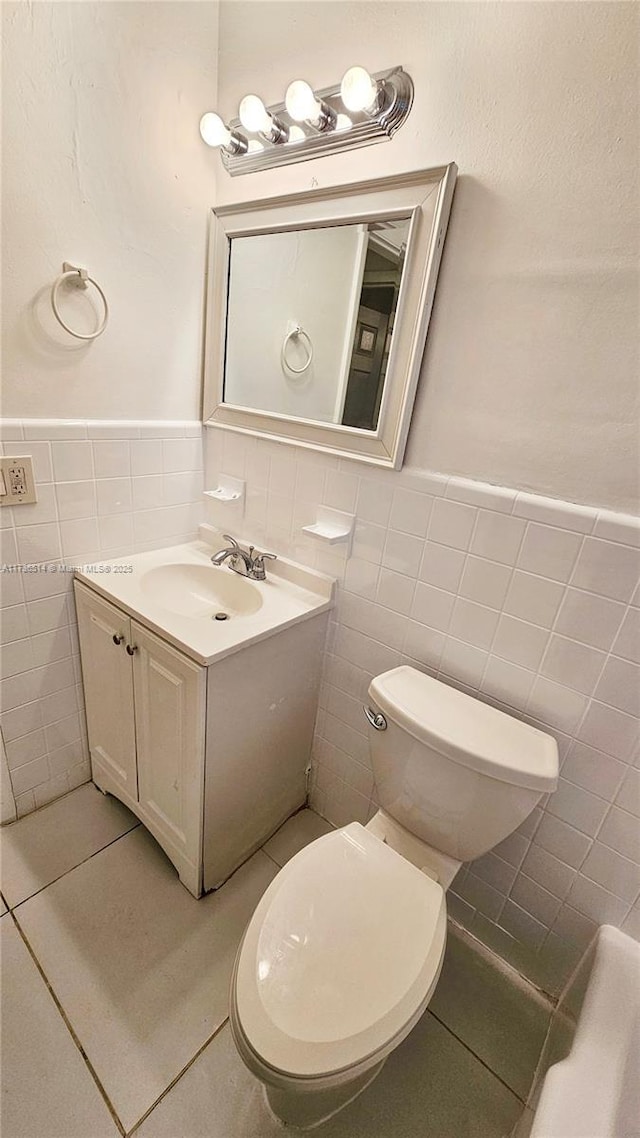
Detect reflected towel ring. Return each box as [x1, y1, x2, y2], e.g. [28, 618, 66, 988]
[51, 262, 109, 341]
[281, 325, 313, 374]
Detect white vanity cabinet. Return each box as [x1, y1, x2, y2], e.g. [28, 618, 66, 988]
[74, 579, 327, 898]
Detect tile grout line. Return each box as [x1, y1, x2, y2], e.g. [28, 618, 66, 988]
[9, 908, 126, 1137]
[7, 819, 141, 913]
[125, 1017, 231, 1137]
[427, 1008, 529, 1106]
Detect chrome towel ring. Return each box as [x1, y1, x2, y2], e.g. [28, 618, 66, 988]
[51, 262, 109, 340]
[281, 325, 313, 374]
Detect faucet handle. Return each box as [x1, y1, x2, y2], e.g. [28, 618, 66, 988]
[249, 548, 277, 580]
[222, 534, 240, 549]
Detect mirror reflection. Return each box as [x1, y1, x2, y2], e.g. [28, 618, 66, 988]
[223, 217, 411, 431]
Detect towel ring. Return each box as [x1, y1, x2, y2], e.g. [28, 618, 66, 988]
[51, 262, 109, 341]
[281, 325, 313, 374]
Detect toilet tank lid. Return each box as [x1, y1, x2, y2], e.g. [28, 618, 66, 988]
[368, 667, 558, 792]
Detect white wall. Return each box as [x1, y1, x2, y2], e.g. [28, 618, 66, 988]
[1, 0, 220, 420]
[226, 225, 364, 421]
[216, 0, 638, 513]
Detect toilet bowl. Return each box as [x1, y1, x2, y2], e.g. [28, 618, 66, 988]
[230, 666, 558, 1128]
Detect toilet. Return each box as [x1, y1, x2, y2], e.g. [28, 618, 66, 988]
[230, 666, 559, 1129]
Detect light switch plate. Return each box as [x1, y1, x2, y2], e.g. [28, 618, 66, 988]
[0, 456, 38, 506]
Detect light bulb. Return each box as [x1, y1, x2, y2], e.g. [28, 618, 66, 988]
[335, 114, 352, 132]
[199, 112, 231, 148]
[285, 79, 322, 124]
[287, 125, 306, 143]
[239, 94, 272, 134]
[340, 66, 378, 113]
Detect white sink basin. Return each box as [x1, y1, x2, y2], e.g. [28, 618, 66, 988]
[140, 563, 263, 619]
[74, 536, 334, 666]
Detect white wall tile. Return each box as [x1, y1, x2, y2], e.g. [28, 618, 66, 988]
[51, 441, 94, 482]
[449, 598, 499, 650]
[481, 656, 535, 708]
[517, 524, 583, 582]
[92, 440, 130, 479]
[351, 521, 386, 565]
[0, 638, 36, 679]
[458, 556, 512, 609]
[343, 557, 380, 600]
[576, 700, 639, 761]
[526, 676, 588, 734]
[410, 582, 456, 632]
[403, 620, 445, 671]
[594, 655, 640, 716]
[471, 511, 526, 565]
[1, 604, 29, 643]
[376, 569, 416, 615]
[615, 767, 640, 818]
[96, 478, 132, 516]
[540, 635, 606, 696]
[357, 478, 393, 526]
[418, 540, 466, 592]
[503, 570, 565, 628]
[492, 614, 549, 670]
[441, 637, 488, 688]
[16, 523, 62, 564]
[598, 806, 640, 861]
[389, 488, 432, 538]
[131, 439, 164, 476]
[561, 740, 627, 799]
[554, 587, 626, 651]
[534, 813, 592, 868]
[571, 538, 640, 601]
[567, 873, 630, 925]
[55, 480, 97, 521]
[612, 606, 640, 663]
[546, 777, 609, 836]
[521, 844, 575, 900]
[581, 842, 640, 903]
[428, 498, 477, 549]
[382, 530, 424, 577]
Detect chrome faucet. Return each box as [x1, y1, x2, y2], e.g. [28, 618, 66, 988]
[211, 535, 277, 581]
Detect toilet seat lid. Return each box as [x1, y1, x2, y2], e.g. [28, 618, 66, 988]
[235, 822, 446, 1078]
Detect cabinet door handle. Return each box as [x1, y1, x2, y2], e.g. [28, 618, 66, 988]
[126, 644, 138, 655]
[113, 634, 124, 645]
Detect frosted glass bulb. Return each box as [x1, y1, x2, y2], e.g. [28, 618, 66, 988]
[199, 112, 231, 148]
[285, 79, 322, 123]
[340, 66, 378, 113]
[239, 94, 272, 134]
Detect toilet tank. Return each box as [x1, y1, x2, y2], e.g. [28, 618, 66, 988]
[366, 667, 558, 862]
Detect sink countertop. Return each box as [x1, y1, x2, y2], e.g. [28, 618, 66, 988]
[74, 540, 335, 666]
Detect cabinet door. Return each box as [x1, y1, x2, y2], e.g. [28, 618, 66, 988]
[131, 621, 205, 879]
[74, 583, 138, 801]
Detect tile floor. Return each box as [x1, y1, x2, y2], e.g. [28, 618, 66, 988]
[0, 785, 552, 1138]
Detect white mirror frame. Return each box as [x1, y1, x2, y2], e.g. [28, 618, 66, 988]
[203, 164, 457, 470]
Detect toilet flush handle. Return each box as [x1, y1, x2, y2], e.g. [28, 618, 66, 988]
[364, 705, 387, 731]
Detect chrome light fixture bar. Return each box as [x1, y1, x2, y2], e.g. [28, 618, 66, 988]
[200, 66, 413, 177]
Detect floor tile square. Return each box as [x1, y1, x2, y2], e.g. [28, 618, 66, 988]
[1, 917, 119, 1138]
[429, 925, 552, 1100]
[15, 828, 278, 1132]
[1, 782, 138, 908]
[263, 808, 333, 867]
[136, 1012, 522, 1138]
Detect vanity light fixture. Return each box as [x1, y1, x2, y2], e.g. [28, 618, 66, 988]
[200, 65, 414, 176]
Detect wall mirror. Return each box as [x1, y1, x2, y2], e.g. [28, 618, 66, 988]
[203, 165, 457, 469]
